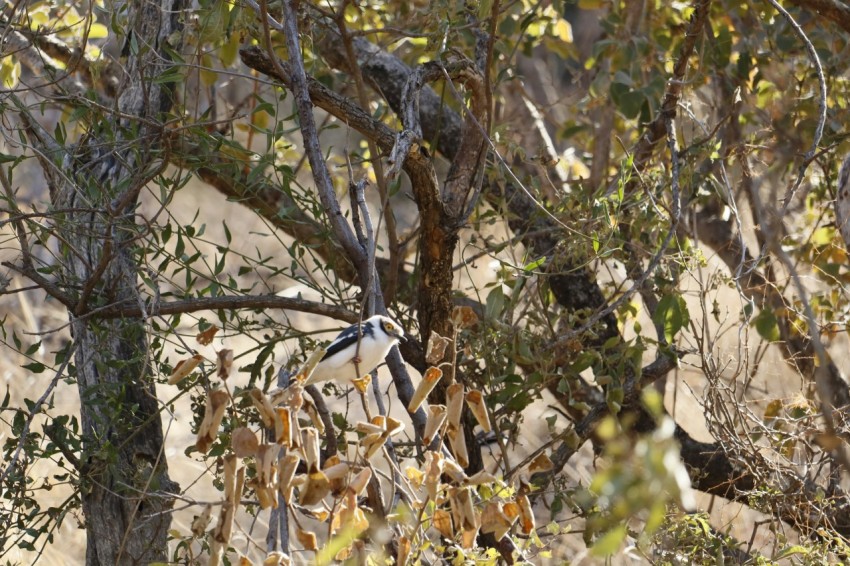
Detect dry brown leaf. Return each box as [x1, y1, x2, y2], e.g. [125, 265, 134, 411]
[196, 325, 219, 345]
[451, 305, 479, 329]
[516, 494, 535, 535]
[299, 468, 330, 507]
[528, 452, 554, 475]
[190, 504, 212, 537]
[231, 427, 259, 458]
[217, 349, 233, 380]
[426, 334, 451, 365]
[262, 552, 290, 566]
[168, 354, 204, 385]
[433, 508, 454, 539]
[480, 501, 516, 540]
[196, 389, 230, 453]
[249, 388, 275, 429]
[397, 535, 411, 566]
[295, 526, 318, 551]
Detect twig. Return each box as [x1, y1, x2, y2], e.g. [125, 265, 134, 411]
[0, 341, 79, 485]
[765, 0, 828, 217]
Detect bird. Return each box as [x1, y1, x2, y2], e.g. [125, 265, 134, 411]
[303, 315, 405, 385]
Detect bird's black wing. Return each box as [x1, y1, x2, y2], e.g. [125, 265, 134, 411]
[322, 321, 375, 360]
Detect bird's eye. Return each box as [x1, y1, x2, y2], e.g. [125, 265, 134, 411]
[385, 323, 394, 331]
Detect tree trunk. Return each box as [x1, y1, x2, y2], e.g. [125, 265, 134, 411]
[48, 1, 184, 563]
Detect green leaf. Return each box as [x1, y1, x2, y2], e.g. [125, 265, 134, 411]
[486, 285, 506, 319]
[23, 362, 46, 374]
[590, 525, 627, 556]
[753, 309, 781, 342]
[610, 82, 645, 119]
[653, 295, 690, 343]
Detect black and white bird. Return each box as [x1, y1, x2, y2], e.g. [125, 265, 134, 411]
[303, 315, 405, 385]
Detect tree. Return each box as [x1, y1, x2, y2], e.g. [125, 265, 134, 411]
[3, 0, 850, 563]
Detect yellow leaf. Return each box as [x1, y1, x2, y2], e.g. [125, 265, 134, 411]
[1, 58, 20, 90]
[554, 19, 573, 43]
[88, 22, 108, 39]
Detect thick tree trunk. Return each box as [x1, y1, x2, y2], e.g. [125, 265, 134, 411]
[48, 1, 184, 563]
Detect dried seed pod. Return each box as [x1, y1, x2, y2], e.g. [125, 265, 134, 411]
[324, 459, 350, 493]
[445, 383, 465, 430]
[216, 348, 233, 380]
[289, 410, 302, 450]
[448, 424, 469, 469]
[275, 407, 291, 447]
[297, 347, 328, 384]
[442, 458, 467, 484]
[465, 390, 491, 432]
[222, 454, 241, 504]
[408, 367, 443, 413]
[362, 434, 386, 460]
[168, 354, 203, 385]
[299, 467, 330, 506]
[423, 405, 447, 446]
[385, 416, 404, 436]
[355, 421, 386, 435]
[196, 389, 230, 453]
[249, 388, 276, 429]
[351, 373, 372, 392]
[465, 469, 497, 486]
[348, 467, 372, 497]
[212, 501, 236, 546]
[256, 443, 280, 486]
[256, 486, 277, 509]
[303, 398, 325, 435]
[302, 427, 320, 471]
[423, 451, 444, 501]
[269, 384, 304, 411]
[278, 453, 301, 504]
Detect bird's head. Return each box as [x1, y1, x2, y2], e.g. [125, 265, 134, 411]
[373, 315, 405, 343]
